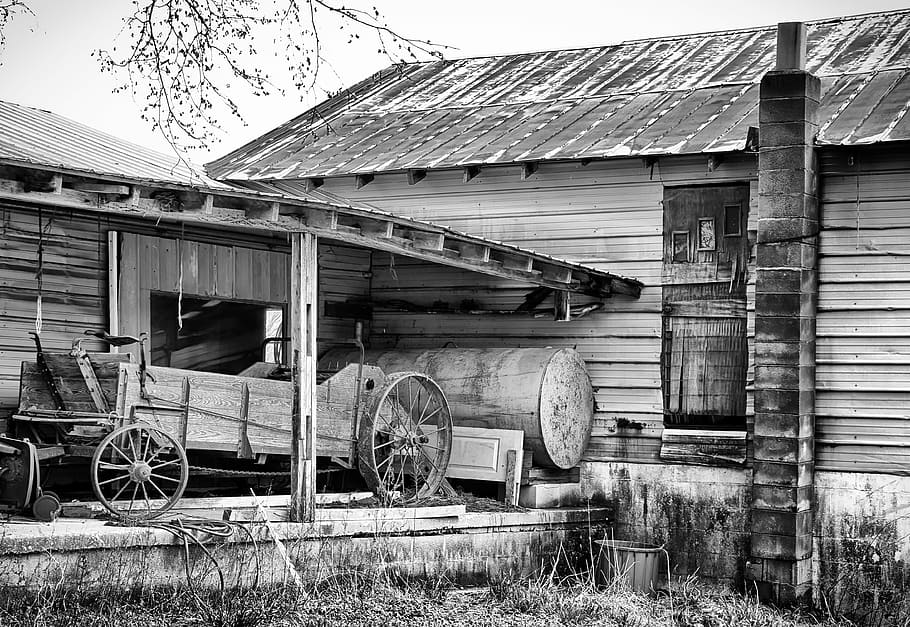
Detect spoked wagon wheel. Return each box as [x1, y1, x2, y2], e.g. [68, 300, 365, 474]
[91, 423, 189, 521]
[358, 372, 453, 505]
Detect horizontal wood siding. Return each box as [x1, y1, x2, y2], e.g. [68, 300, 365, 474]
[817, 146, 910, 474]
[320, 155, 757, 464]
[116, 233, 370, 361]
[0, 205, 108, 410]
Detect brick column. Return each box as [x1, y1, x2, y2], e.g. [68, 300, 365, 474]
[747, 22, 819, 604]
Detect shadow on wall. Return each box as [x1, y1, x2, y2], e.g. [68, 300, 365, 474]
[581, 461, 752, 586]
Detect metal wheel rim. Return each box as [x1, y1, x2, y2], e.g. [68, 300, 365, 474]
[90, 423, 189, 522]
[358, 372, 452, 505]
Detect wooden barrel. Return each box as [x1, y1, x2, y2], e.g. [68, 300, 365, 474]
[319, 348, 593, 469]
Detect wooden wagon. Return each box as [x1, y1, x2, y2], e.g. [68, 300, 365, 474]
[10, 333, 453, 521]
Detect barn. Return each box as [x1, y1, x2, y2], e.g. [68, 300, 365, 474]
[0, 98, 631, 584]
[205, 9, 910, 606]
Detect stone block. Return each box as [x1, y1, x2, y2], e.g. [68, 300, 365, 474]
[756, 241, 817, 269]
[755, 316, 801, 343]
[757, 217, 819, 245]
[759, 121, 817, 148]
[798, 364, 816, 389]
[750, 531, 813, 561]
[760, 71, 821, 102]
[799, 340, 816, 368]
[757, 191, 818, 220]
[755, 364, 800, 390]
[752, 435, 813, 464]
[759, 97, 819, 124]
[751, 485, 813, 512]
[755, 557, 812, 588]
[756, 292, 802, 317]
[759, 145, 816, 172]
[755, 268, 813, 293]
[752, 460, 813, 487]
[753, 409, 813, 437]
[754, 340, 798, 366]
[758, 168, 817, 197]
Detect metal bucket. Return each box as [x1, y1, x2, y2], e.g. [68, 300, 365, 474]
[594, 539, 663, 594]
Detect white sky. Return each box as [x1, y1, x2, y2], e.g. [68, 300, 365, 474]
[0, 0, 907, 165]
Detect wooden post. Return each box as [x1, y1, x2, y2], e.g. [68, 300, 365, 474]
[290, 232, 318, 522]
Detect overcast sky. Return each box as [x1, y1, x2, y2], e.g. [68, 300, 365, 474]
[0, 1, 906, 165]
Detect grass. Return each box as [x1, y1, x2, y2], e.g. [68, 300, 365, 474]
[0, 572, 854, 627]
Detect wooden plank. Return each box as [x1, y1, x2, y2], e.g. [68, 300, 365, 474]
[520, 464, 581, 486]
[18, 353, 131, 413]
[107, 231, 120, 341]
[61, 492, 380, 519]
[196, 242, 214, 296]
[234, 245, 253, 299]
[180, 239, 199, 295]
[290, 232, 318, 522]
[504, 449, 520, 506]
[252, 249, 270, 302]
[118, 232, 141, 363]
[119, 364, 296, 454]
[71, 348, 110, 413]
[215, 244, 234, 298]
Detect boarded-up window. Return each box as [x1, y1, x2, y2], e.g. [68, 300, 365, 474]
[662, 288, 748, 429]
[661, 185, 750, 434]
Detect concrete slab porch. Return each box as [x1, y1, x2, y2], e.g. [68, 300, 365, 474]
[0, 506, 610, 590]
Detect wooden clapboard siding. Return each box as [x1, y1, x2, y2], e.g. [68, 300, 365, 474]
[321, 154, 758, 464]
[116, 233, 371, 361]
[817, 145, 910, 474]
[0, 205, 108, 409]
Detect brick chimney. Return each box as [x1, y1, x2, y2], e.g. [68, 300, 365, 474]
[747, 21, 820, 604]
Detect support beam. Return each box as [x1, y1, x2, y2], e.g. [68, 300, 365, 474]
[355, 173, 374, 189]
[554, 291, 571, 322]
[290, 232, 318, 523]
[71, 182, 131, 196]
[520, 162, 538, 180]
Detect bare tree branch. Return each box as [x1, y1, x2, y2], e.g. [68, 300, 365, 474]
[0, 0, 33, 59]
[91, 0, 451, 154]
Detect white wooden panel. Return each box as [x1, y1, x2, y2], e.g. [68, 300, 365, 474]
[446, 426, 524, 483]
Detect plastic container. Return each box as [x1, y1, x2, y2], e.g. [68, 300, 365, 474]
[594, 539, 663, 594]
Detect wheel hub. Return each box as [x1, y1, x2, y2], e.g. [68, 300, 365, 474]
[129, 461, 152, 482]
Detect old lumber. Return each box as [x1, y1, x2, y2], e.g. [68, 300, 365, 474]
[59, 493, 465, 523]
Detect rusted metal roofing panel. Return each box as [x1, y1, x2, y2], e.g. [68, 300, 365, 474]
[208, 10, 910, 181]
[0, 100, 230, 189]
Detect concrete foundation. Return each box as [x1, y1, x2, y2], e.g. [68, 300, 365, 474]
[580, 461, 751, 583]
[0, 507, 608, 590]
[814, 471, 910, 621]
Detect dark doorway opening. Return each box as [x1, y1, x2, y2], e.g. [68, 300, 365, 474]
[150, 294, 283, 374]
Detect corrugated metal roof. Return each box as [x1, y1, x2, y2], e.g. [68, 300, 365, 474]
[208, 10, 910, 181]
[0, 99, 231, 189]
[0, 98, 643, 294]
